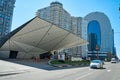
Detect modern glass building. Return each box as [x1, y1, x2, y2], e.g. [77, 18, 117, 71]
[112, 29, 116, 57]
[88, 20, 101, 51]
[84, 12, 114, 60]
[0, 0, 16, 38]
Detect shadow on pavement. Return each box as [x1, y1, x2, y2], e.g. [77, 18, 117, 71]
[90, 67, 106, 70]
[2, 59, 88, 71]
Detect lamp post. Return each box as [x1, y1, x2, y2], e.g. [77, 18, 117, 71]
[96, 44, 99, 59]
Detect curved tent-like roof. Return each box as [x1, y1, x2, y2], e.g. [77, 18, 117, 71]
[0, 17, 87, 54]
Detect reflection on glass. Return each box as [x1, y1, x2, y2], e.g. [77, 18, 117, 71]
[87, 20, 101, 51]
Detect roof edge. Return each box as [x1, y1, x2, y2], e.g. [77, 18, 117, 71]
[0, 17, 37, 48]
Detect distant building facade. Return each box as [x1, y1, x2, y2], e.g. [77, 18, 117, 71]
[36, 2, 114, 59]
[36, 2, 84, 57]
[36, 2, 71, 32]
[0, 0, 16, 38]
[112, 29, 116, 57]
[84, 12, 114, 60]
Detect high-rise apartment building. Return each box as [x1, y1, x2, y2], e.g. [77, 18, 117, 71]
[0, 0, 16, 38]
[36, 1, 83, 56]
[36, 2, 72, 32]
[70, 16, 83, 56]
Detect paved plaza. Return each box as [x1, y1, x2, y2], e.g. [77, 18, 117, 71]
[0, 59, 59, 77]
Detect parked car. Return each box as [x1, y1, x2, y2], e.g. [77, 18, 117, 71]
[90, 60, 103, 69]
[111, 58, 117, 63]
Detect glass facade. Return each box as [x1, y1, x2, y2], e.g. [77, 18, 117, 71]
[87, 20, 101, 51]
[0, 0, 16, 38]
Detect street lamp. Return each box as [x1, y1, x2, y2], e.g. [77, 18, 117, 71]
[96, 44, 99, 59]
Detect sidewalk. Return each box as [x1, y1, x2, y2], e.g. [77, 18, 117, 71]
[0, 59, 49, 76]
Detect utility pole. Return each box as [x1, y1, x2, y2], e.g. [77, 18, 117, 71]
[96, 44, 99, 59]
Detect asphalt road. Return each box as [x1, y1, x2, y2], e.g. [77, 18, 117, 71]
[0, 60, 120, 80]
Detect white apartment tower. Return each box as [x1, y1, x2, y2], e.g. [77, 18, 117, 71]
[36, 2, 84, 57]
[36, 2, 71, 32]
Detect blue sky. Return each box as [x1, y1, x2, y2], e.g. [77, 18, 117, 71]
[12, 0, 120, 58]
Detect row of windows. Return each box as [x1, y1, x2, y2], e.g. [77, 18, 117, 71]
[0, 29, 9, 35]
[0, 7, 13, 13]
[0, 0, 15, 38]
[38, 7, 82, 35]
[0, 0, 15, 7]
[0, 16, 11, 20]
[38, 8, 70, 17]
[0, 12, 12, 17]
[0, 27, 10, 31]
[0, 18, 11, 24]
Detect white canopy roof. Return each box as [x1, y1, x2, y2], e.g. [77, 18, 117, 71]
[0, 17, 87, 54]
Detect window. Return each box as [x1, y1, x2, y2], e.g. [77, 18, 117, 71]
[0, 17, 3, 24]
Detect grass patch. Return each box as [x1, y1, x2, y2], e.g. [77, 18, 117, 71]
[50, 60, 90, 66]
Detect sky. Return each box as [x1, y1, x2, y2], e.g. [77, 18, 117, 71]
[12, 0, 120, 58]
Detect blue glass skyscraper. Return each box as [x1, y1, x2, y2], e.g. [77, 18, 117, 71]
[85, 12, 114, 60]
[0, 0, 16, 38]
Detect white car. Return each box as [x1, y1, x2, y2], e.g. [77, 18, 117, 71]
[111, 58, 117, 63]
[90, 60, 103, 69]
